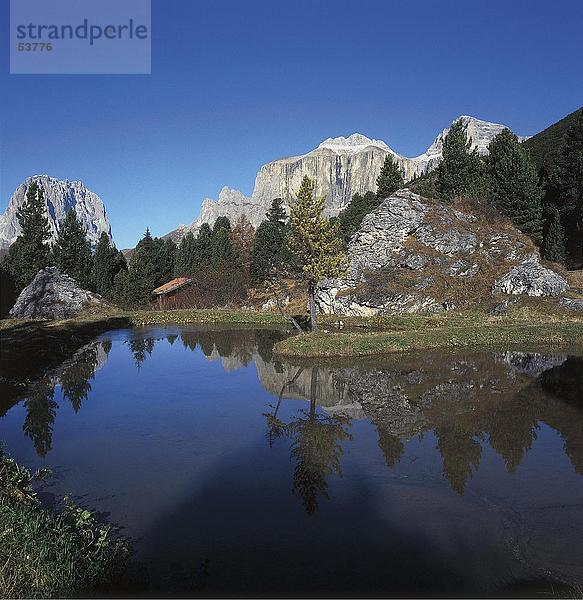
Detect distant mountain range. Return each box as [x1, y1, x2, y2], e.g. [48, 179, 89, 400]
[2, 109, 579, 253]
[165, 115, 528, 240]
[0, 175, 112, 253]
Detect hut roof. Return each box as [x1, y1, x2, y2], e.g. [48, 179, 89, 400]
[152, 277, 192, 296]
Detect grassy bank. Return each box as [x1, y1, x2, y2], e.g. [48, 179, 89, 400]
[273, 321, 583, 358]
[0, 448, 128, 598]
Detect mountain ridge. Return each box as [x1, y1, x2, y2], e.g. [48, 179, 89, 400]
[169, 115, 527, 240]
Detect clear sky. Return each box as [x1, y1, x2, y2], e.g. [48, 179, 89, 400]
[2, 0, 582, 248]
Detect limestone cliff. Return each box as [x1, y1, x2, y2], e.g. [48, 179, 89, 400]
[177, 115, 526, 235]
[0, 175, 112, 250]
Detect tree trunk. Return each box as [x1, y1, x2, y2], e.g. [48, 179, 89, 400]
[308, 284, 318, 332]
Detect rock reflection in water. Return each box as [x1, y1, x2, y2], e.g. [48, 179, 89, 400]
[11, 327, 583, 498]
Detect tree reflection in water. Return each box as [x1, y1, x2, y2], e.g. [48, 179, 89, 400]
[20, 341, 109, 456]
[264, 368, 353, 515]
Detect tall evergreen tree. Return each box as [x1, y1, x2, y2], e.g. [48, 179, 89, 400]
[213, 216, 231, 234]
[376, 155, 404, 201]
[549, 109, 583, 261]
[122, 229, 173, 305]
[543, 206, 567, 263]
[487, 129, 543, 242]
[265, 197, 287, 224]
[288, 176, 348, 331]
[436, 119, 482, 202]
[251, 198, 288, 284]
[174, 231, 198, 276]
[52, 208, 93, 288]
[8, 181, 51, 289]
[92, 232, 124, 297]
[211, 226, 236, 268]
[196, 223, 213, 267]
[337, 191, 380, 246]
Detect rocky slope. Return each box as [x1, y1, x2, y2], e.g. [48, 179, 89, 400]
[173, 115, 526, 234]
[0, 175, 112, 250]
[315, 190, 568, 315]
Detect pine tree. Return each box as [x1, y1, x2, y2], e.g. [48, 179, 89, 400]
[92, 232, 124, 297]
[52, 208, 93, 288]
[288, 176, 348, 331]
[213, 216, 231, 234]
[337, 191, 380, 246]
[549, 109, 583, 261]
[196, 223, 213, 267]
[251, 198, 288, 284]
[266, 197, 287, 224]
[174, 231, 198, 276]
[488, 129, 543, 242]
[543, 206, 566, 263]
[8, 181, 51, 289]
[376, 155, 404, 201]
[211, 226, 236, 268]
[436, 119, 482, 202]
[123, 229, 168, 305]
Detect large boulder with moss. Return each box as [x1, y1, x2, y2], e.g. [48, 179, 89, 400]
[9, 267, 107, 320]
[316, 190, 567, 315]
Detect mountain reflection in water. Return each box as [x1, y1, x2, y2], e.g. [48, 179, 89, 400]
[1, 325, 582, 595]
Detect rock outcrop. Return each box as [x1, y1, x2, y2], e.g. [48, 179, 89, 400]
[0, 175, 112, 251]
[492, 257, 568, 296]
[9, 267, 107, 319]
[315, 190, 567, 315]
[172, 115, 525, 235]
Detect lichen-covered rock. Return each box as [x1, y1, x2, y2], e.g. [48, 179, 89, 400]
[9, 267, 107, 320]
[316, 190, 566, 316]
[492, 257, 568, 297]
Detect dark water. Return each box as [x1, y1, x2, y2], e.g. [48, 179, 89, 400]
[1, 325, 583, 596]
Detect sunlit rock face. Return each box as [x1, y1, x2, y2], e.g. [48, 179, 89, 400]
[0, 175, 112, 250]
[315, 190, 567, 315]
[175, 115, 525, 236]
[9, 266, 107, 319]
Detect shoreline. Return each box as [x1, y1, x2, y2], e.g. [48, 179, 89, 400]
[272, 321, 583, 358]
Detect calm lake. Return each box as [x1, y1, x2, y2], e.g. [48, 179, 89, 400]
[1, 325, 583, 596]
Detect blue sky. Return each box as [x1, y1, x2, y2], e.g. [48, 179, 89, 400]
[2, 0, 582, 248]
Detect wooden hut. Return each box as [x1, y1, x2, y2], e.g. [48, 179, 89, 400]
[152, 277, 193, 309]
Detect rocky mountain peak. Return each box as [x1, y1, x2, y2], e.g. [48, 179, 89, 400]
[166, 114, 526, 242]
[316, 133, 395, 155]
[0, 174, 112, 250]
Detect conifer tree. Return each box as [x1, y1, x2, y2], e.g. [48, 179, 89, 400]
[174, 231, 197, 276]
[376, 155, 404, 201]
[337, 191, 380, 246]
[8, 181, 51, 289]
[92, 232, 124, 297]
[196, 223, 213, 267]
[288, 176, 348, 331]
[251, 198, 288, 284]
[543, 206, 567, 263]
[213, 216, 231, 234]
[211, 226, 236, 268]
[436, 119, 482, 202]
[549, 109, 583, 260]
[53, 208, 93, 288]
[487, 129, 543, 242]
